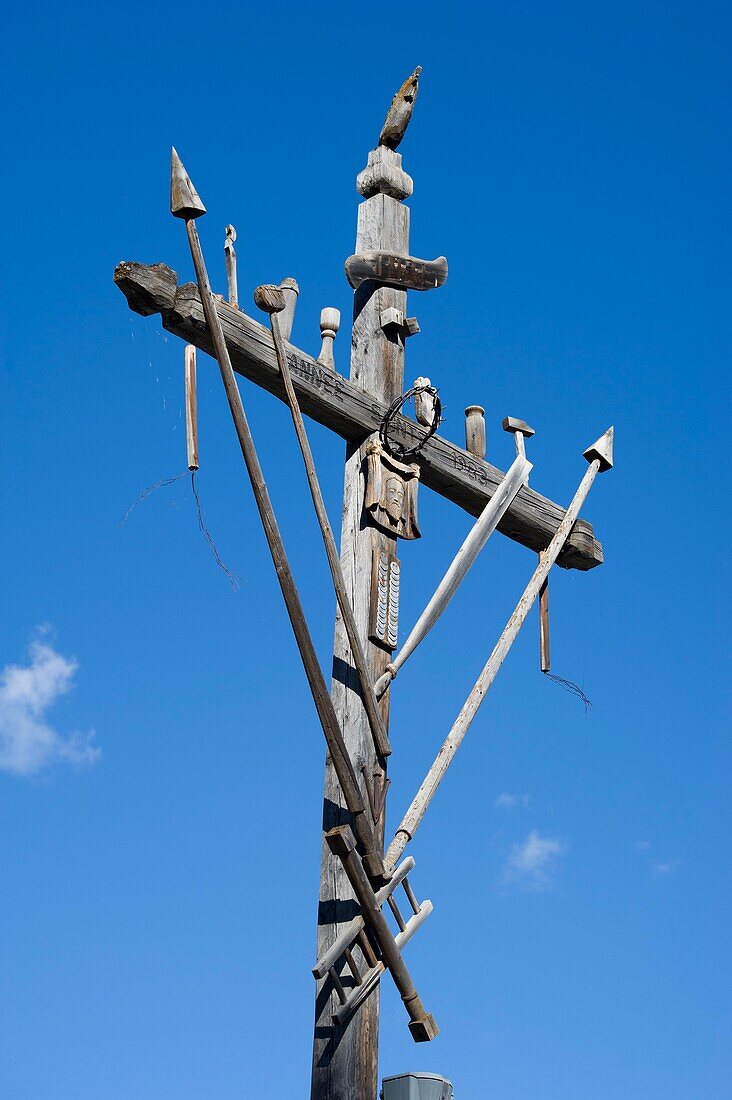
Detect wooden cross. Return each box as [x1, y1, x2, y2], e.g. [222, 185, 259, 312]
[114, 69, 607, 1100]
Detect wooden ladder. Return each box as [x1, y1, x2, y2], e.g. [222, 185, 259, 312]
[313, 826, 437, 1042]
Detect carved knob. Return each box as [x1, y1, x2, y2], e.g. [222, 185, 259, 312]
[253, 284, 286, 314]
[318, 307, 340, 369]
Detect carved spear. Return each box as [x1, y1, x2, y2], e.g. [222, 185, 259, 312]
[170, 148, 386, 882]
[385, 427, 614, 870]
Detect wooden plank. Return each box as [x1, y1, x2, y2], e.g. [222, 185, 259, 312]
[114, 261, 603, 571]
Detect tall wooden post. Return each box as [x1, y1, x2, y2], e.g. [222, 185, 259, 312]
[310, 143, 413, 1100]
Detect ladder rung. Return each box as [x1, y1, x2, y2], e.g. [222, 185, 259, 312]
[402, 877, 420, 915]
[388, 894, 407, 932]
[329, 966, 347, 1005]
[344, 946, 362, 985]
[312, 856, 416, 979]
[358, 928, 378, 969]
[332, 901, 434, 1026]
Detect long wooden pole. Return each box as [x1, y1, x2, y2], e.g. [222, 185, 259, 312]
[373, 452, 531, 697]
[311, 141, 413, 1100]
[385, 440, 612, 871]
[257, 292, 391, 759]
[171, 154, 385, 882]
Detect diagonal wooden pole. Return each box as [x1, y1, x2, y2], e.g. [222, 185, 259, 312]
[373, 451, 531, 697]
[169, 148, 386, 883]
[254, 283, 392, 760]
[385, 427, 614, 871]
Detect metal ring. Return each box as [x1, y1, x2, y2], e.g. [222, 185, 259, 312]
[379, 384, 442, 461]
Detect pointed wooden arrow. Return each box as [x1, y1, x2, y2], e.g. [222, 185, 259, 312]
[385, 427, 614, 870]
[170, 150, 386, 882]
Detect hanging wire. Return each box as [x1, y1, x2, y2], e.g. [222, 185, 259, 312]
[543, 671, 592, 713]
[190, 471, 242, 591]
[119, 470, 242, 591]
[118, 471, 188, 527]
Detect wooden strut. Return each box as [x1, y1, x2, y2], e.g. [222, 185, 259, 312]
[326, 825, 438, 1042]
[384, 429, 614, 871]
[255, 285, 392, 760]
[170, 150, 386, 883]
[374, 451, 531, 697]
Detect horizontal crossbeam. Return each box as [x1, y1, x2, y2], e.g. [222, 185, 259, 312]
[114, 261, 603, 570]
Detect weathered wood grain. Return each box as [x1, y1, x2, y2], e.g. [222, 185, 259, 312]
[184, 344, 198, 471]
[114, 261, 603, 571]
[464, 404, 486, 460]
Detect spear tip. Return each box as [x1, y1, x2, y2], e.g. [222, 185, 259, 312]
[583, 426, 614, 472]
[170, 147, 207, 220]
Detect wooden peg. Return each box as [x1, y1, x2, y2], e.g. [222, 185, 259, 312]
[539, 554, 550, 672]
[413, 378, 436, 427]
[184, 344, 199, 471]
[278, 278, 300, 341]
[464, 405, 486, 460]
[318, 307, 340, 369]
[224, 225, 238, 306]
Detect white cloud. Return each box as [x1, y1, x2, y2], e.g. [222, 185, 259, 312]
[494, 792, 530, 809]
[503, 830, 565, 891]
[652, 859, 681, 876]
[0, 636, 99, 777]
[635, 840, 652, 852]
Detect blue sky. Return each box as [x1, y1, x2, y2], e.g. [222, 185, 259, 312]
[2, 2, 730, 1097]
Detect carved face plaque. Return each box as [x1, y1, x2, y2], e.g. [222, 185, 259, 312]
[364, 436, 420, 540]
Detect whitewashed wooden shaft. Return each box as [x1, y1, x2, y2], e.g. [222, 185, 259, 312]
[385, 458, 602, 870]
[184, 344, 199, 470]
[373, 453, 531, 696]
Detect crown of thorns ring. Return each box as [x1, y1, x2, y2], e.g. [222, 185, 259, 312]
[379, 384, 442, 461]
